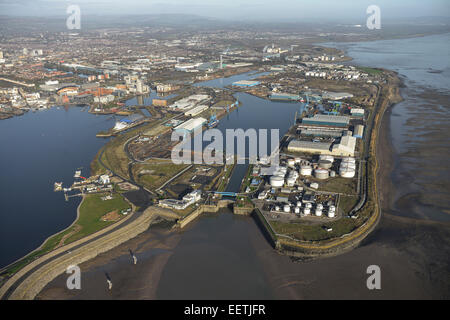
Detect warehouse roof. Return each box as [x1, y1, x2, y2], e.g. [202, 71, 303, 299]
[288, 140, 332, 151]
[174, 117, 207, 132]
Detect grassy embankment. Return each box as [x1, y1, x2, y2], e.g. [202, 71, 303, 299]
[357, 66, 384, 76]
[2, 193, 130, 276]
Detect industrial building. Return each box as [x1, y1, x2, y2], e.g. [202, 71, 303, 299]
[158, 190, 202, 210]
[170, 94, 210, 110]
[322, 91, 354, 100]
[113, 114, 144, 131]
[331, 135, 357, 156]
[174, 117, 207, 133]
[301, 114, 350, 128]
[351, 108, 365, 117]
[152, 99, 168, 107]
[299, 128, 345, 137]
[354, 124, 364, 139]
[185, 105, 208, 117]
[287, 140, 332, 154]
[269, 93, 300, 101]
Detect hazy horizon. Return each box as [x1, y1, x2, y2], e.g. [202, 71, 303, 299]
[1, 0, 449, 23]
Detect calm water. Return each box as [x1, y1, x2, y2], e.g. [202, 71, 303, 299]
[0, 107, 115, 267]
[195, 71, 299, 192]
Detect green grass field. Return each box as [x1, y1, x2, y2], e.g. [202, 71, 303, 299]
[271, 218, 360, 242]
[357, 66, 383, 75]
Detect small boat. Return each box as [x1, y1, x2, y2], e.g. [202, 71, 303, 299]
[208, 119, 219, 128]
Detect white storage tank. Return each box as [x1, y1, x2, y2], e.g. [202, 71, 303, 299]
[339, 168, 355, 178]
[341, 157, 356, 164]
[318, 160, 333, 169]
[294, 207, 300, 214]
[303, 207, 311, 215]
[287, 159, 295, 167]
[270, 176, 284, 187]
[314, 168, 329, 180]
[330, 170, 336, 177]
[294, 157, 302, 163]
[286, 177, 296, 186]
[328, 210, 336, 218]
[340, 162, 356, 170]
[296, 201, 302, 207]
[315, 208, 322, 216]
[275, 206, 280, 211]
[283, 205, 291, 213]
[300, 165, 312, 176]
[319, 155, 334, 162]
[317, 203, 323, 210]
[305, 203, 312, 209]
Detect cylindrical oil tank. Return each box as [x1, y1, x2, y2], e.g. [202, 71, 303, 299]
[314, 168, 329, 180]
[317, 203, 323, 210]
[300, 165, 312, 176]
[270, 176, 284, 187]
[318, 160, 333, 169]
[315, 208, 322, 216]
[289, 171, 299, 178]
[286, 177, 296, 186]
[287, 159, 295, 167]
[328, 210, 336, 218]
[294, 157, 301, 163]
[341, 157, 356, 164]
[283, 205, 290, 213]
[305, 203, 312, 209]
[339, 168, 355, 178]
[296, 201, 302, 207]
[330, 170, 336, 177]
[275, 206, 280, 211]
[329, 205, 336, 212]
[340, 162, 356, 170]
[319, 155, 334, 162]
[294, 207, 300, 214]
[303, 207, 311, 215]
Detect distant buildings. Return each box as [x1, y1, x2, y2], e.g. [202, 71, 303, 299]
[125, 75, 149, 94]
[156, 83, 179, 93]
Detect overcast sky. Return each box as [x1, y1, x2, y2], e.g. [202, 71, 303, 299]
[0, 0, 449, 21]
